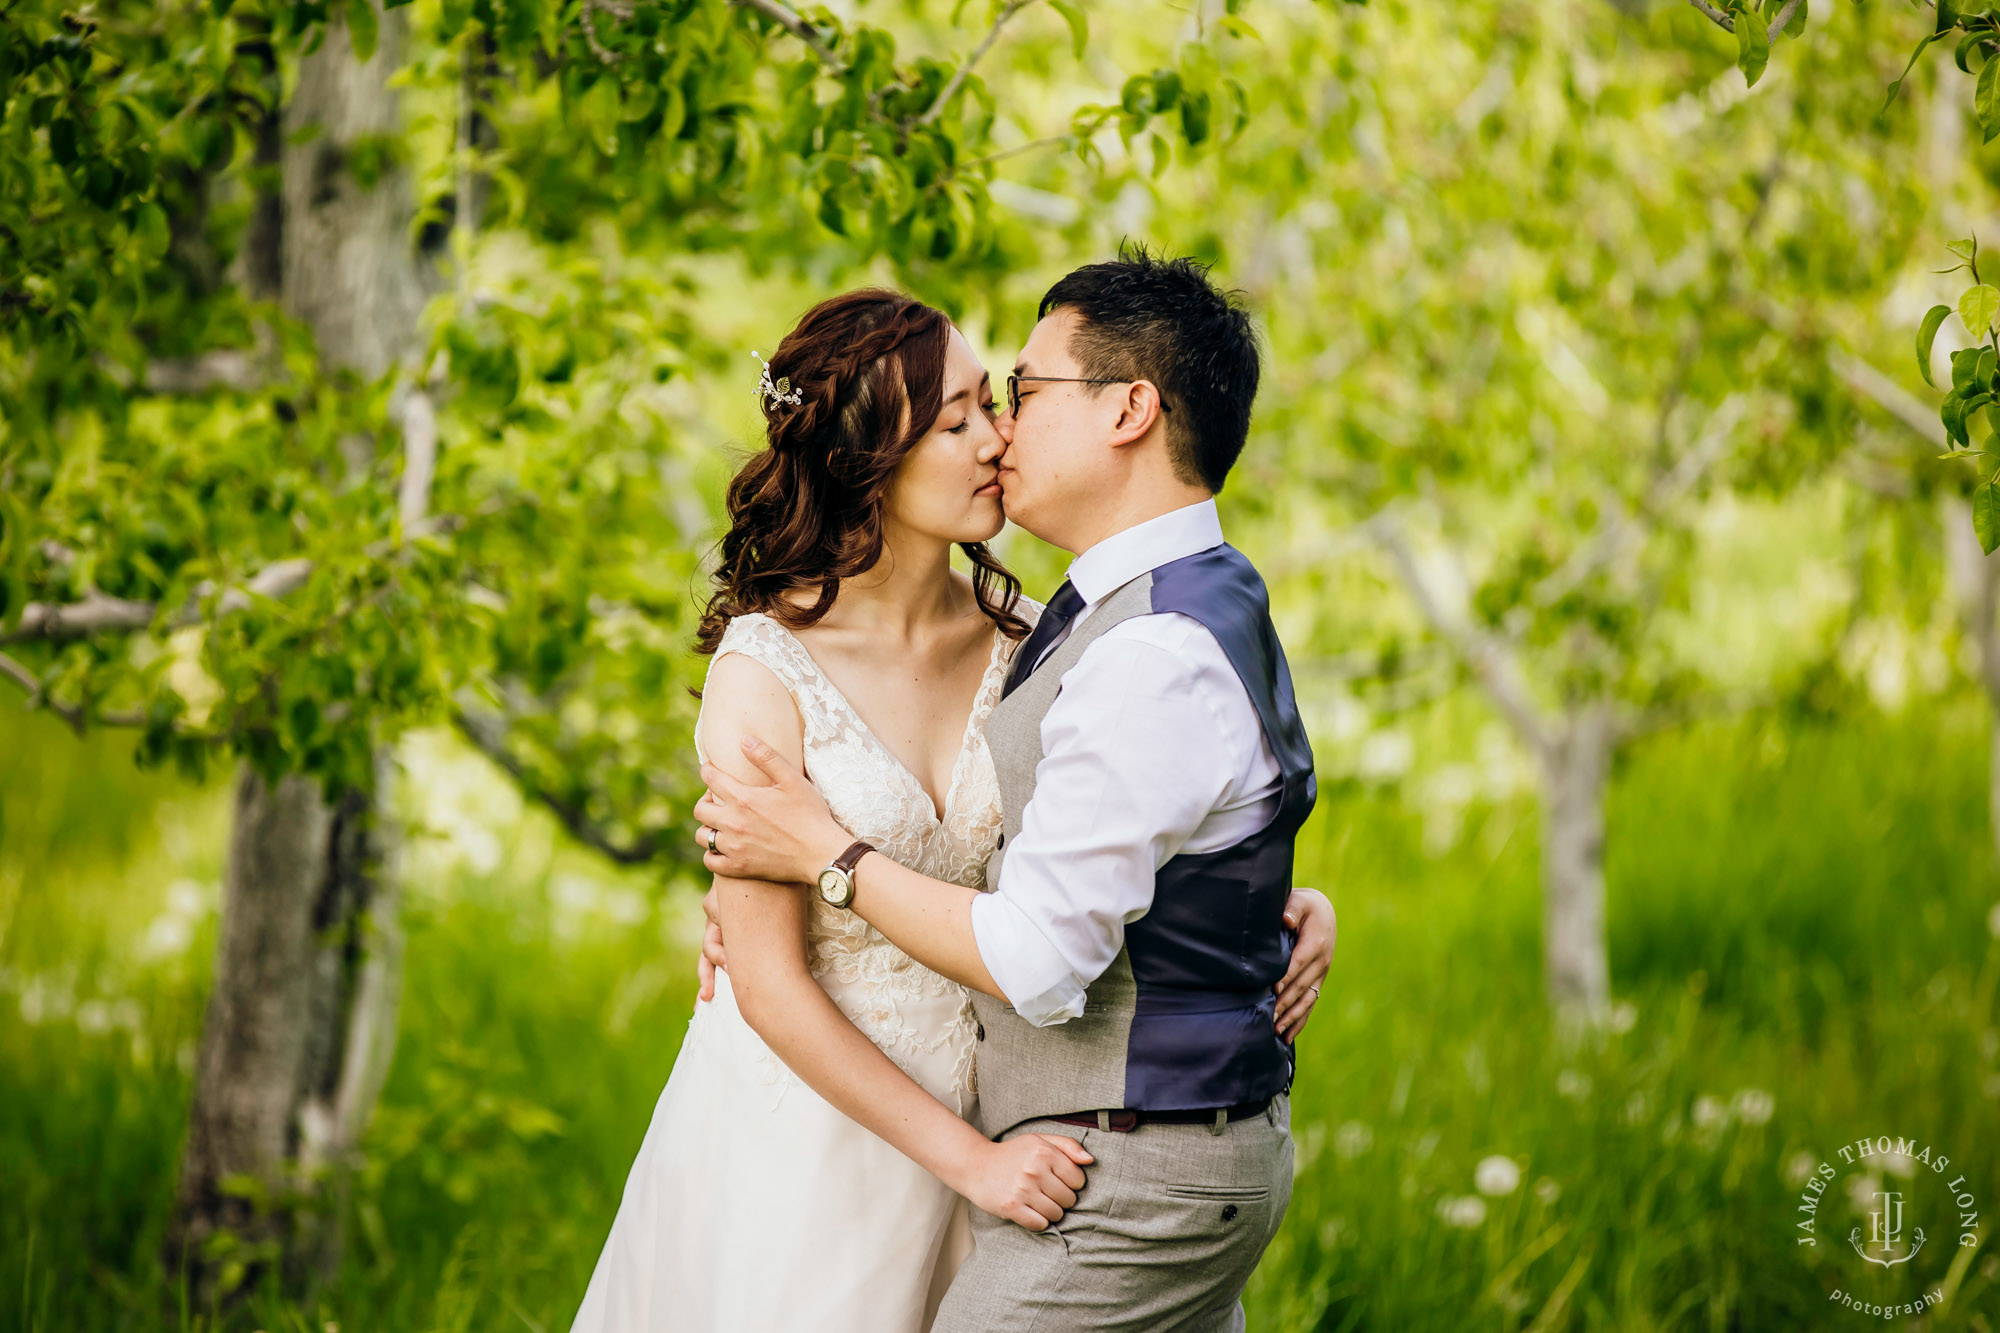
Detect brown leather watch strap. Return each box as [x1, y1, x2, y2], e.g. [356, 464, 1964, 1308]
[831, 840, 874, 877]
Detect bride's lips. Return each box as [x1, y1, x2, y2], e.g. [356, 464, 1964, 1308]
[974, 479, 1001, 497]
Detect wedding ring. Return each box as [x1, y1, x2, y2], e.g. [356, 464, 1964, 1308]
[1308, 985, 1321, 997]
[706, 827, 719, 855]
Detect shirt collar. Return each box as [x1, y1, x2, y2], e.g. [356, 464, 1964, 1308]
[1065, 499, 1226, 608]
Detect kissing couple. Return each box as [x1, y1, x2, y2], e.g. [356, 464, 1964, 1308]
[570, 249, 1333, 1332]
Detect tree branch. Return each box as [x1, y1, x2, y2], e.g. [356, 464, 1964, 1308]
[1531, 393, 1745, 610]
[581, 0, 624, 65]
[916, 0, 1030, 127]
[1685, 0, 1803, 38]
[729, 0, 838, 65]
[1, 517, 457, 647]
[397, 387, 438, 530]
[452, 703, 666, 865]
[0, 648, 153, 733]
[1685, 0, 1735, 31]
[1831, 351, 1950, 451]
[1366, 512, 1556, 757]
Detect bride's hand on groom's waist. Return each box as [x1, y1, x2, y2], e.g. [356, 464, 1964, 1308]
[946, 1133, 1093, 1234]
[693, 735, 851, 886]
[1275, 887, 1337, 1043]
[695, 885, 727, 1002]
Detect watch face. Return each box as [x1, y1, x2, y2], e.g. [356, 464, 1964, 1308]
[817, 868, 850, 906]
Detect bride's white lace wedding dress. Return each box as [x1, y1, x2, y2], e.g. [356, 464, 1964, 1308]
[570, 611, 1018, 1333]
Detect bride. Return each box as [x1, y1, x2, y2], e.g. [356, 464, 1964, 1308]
[570, 289, 1333, 1333]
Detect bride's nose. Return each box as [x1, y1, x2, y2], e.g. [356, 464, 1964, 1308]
[978, 422, 1006, 464]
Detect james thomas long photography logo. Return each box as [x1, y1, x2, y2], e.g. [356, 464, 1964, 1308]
[1791, 1133, 1983, 1321]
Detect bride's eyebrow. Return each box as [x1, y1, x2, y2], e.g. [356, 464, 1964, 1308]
[942, 372, 993, 407]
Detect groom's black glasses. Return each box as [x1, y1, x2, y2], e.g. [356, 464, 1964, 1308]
[1006, 375, 1174, 417]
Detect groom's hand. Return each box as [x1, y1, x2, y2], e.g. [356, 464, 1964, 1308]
[694, 735, 851, 886]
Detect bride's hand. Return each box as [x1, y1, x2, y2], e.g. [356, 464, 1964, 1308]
[696, 885, 727, 1002]
[1275, 887, 1336, 1042]
[949, 1134, 1093, 1233]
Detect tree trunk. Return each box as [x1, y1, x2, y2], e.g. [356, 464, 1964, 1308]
[1942, 494, 2000, 862]
[1539, 703, 1615, 1025]
[168, 763, 402, 1298]
[168, 0, 422, 1303]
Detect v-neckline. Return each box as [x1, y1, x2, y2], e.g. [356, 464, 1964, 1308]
[770, 619, 1006, 826]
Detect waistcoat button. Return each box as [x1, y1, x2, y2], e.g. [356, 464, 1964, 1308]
[1221, 1205, 1239, 1223]
[976, 1023, 986, 1041]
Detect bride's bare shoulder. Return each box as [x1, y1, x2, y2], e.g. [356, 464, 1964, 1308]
[698, 650, 806, 781]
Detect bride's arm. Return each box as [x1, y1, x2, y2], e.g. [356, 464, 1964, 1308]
[697, 654, 1091, 1233]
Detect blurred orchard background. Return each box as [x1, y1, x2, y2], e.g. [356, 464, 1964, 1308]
[5, 0, 2000, 1327]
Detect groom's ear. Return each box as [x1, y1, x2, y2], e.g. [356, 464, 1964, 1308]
[1105, 380, 1167, 450]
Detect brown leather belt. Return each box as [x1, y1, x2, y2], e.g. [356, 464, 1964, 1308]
[1045, 1097, 1272, 1134]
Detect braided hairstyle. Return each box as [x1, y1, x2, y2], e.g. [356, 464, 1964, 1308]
[696, 289, 1030, 655]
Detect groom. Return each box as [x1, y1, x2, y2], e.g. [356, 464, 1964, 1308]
[694, 248, 1317, 1332]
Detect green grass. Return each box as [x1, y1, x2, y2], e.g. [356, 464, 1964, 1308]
[2, 702, 1998, 1331]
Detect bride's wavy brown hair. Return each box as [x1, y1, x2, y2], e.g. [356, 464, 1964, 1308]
[696, 289, 1030, 655]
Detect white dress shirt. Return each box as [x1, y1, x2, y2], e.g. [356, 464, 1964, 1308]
[967, 500, 1283, 1027]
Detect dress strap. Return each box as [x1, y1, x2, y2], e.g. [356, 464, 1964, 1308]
[704, 613, 847, 749]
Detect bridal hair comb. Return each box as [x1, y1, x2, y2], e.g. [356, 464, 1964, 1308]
[752, 350, 803, 410]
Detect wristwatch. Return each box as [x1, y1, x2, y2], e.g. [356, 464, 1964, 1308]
[816, 840, 874, 909]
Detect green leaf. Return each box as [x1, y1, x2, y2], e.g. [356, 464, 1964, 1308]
[1884, 32, 1944, 112]
[817, 188, 846, 236]
[1980, 50, 2000, 140]
[1954, 28, 1988, 74]
[1937, 0, 1962, 36]
[1949, 237, 1979, 262]
[132, 201, 170, 263]
[1919, 303, 1953, 386]
[1961, 283, 2000, 338]
[1049, 0, 1088, 60]
[1976, 474, 2000, 555]
[581, 76, 620, 156]
[1735, 4, 1770, 87]
[1945, 391, 1971, 447]
[346, 0, 379, 63]
[1181, 90, 1212, 146]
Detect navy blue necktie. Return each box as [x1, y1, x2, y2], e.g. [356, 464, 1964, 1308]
[1002, 579, 1085, 700]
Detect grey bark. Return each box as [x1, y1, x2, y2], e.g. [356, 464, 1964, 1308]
[170, 772, 333, 1283]
[168, 0, 424, 1303]
[1539, 705, 1615, 1025]
[281, 6, 425, 380]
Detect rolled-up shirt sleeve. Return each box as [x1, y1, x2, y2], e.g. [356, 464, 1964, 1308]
[969, 618, 1243, 1027]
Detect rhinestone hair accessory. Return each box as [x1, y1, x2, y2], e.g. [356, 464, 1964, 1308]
[752, 350, 803, 410]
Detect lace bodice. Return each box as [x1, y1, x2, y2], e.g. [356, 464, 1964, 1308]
[696, 611, 1026, 1109]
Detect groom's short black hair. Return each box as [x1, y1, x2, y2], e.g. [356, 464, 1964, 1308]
[1038, 245, 1260, 493]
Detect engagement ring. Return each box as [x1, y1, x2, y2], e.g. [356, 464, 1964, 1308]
[706, 827, 719, 855]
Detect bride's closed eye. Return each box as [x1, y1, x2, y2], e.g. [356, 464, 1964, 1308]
[944, 398, 995, 434]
